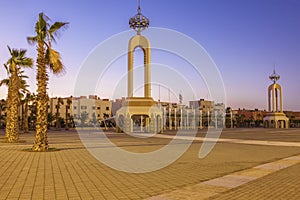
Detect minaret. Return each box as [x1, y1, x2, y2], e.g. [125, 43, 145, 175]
[263, 67, 289, 128]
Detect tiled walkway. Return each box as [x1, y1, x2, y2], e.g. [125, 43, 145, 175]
[0, 129, 300, 199]
[150, 154, 300, 199]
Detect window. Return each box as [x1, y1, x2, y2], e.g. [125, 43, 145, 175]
[97, 114, 101, 117]
[106, 107, 109, 111]
[81, 106, 87, 110]
[74, 106, 77, 110]
[97, 107, 101, 110]
[92, 106, 96, 110]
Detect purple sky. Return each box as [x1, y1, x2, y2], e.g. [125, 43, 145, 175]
[0, 0, 299, 110]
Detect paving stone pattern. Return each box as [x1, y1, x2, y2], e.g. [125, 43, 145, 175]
[0, 129, 300, 199]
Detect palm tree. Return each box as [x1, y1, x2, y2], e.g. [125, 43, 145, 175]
[27, 13, 68, 151]
[2, 71, 30, 134]
[65, 97, 72, 130]
[55, 97, 64, 130]
[2, 46, 33, 143]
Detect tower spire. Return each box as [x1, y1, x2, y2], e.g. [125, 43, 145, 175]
[138, 0, 141, 14]
[269, 65, 280, 84]
[129, 0, 150, 35]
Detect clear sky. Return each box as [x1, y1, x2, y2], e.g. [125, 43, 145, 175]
[0, 0, 299, 111]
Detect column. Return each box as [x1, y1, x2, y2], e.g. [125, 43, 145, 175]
[174, 108, 177, 130]
[199, 110, 203, 129]
[180, 108, 183, 130]
[169, 106, 172, 130]
[128, 51, 133, 97]
[144, 47, 151, 98]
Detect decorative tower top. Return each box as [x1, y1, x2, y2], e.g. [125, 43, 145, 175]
[269, 66, 280, 84]
[129, 0, 149, 35]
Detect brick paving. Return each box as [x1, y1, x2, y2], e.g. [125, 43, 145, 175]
[0, 128, 300, 199]
[210, 162, 300, 200]
[152, 154, 300, 199]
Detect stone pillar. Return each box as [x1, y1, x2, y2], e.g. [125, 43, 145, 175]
[180, 108, 183, 130]
[193, 109, 196, 129]
[230, 111, 233, 128]
[186, 109, 189, 129]
[169, 106, 172, 130]
[140, 115, 143, 132]
[174, 108, 177, 130]
[215, 111, 218, 129]
[207, 111, 210, 128]
[128, 51, 134, 97]
[199, 110, 203, 129]
[144, 49, 151, 98]
[163, 106, 167, 130]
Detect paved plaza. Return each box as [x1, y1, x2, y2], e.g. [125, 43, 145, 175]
[1, 128, 300, 199]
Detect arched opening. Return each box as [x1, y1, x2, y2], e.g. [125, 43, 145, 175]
[131, 114, 150, 132]
[278, 120, 286, 128]
[270, 120, 275, 128]
[264, 120, 269, 128]
[127, 35, 151, 98]
[132, 46, 145, 97]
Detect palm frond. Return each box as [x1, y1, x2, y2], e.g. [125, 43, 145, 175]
[49, 22, 69, 42]
[0, 79, 9, 87]
[18, 49, 27, 58]
[46, 47, 65, 74]
[7, 46, 12, 55]
[19, 75, 29, 79]
[19, 57, 33, 68]
[3, 64, 10, 74]
[27, 36, 38, 45]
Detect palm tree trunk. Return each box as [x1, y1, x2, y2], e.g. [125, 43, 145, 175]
[5, 94, 11, 139]
[32, 42, 48, 151]
[21, 102, 24, 133]
[56, 106, 60, 130]
[6, 71, 20, 143]
[23, 102, 29, 133]
[65, 106, 69, 130]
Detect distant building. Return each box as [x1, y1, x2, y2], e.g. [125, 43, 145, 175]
[214, 103, 226, 114]
[285, 111, 300, 128]
[111, 97, 126, 116]
[232, 108, 267, 127]
[71, 95, 112, 126]
[48, 95, 112, 127]
[189, 99, 214, 113]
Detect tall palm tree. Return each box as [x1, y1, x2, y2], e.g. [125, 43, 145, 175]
[27, 12, 68, 151]
[65, 97, 72, 130]
[55, 97, 64, 130]
[2, 46, 33, 143]
[2, 71, 30, 135]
